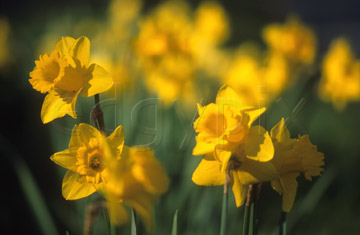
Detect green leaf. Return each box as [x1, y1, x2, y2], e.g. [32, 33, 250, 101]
[220, 193, 228, 235]
[131, 209, 137, 235]
[171, 209, 178, 235]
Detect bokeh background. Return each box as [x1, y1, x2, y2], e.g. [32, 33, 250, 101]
[1, 0, 360, 234]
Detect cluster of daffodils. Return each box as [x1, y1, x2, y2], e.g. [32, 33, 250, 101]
[135, 0, 229, 105]
[192, 86, 324, 211]
[34, 0, 360, 112]
[29, 36, 169, 229]
[51, 124, 168, 228]
[224, 17, 316, 107]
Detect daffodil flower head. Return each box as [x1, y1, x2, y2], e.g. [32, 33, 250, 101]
[29, 36, 114, 123]
[50, 123, 124, 200]
[192, 85, 276, 207]
[194, 1, 229, 45]
[270, 118, 324, 212]
[318, 38, 360, 110]
[193, 85, 268, 156]
[263, 16, 316, 64]
[102, 147, 169, 230]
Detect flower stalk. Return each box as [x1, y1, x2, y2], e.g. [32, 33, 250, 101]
[93, 94, 106, 133]
[84, 199, 107, 235]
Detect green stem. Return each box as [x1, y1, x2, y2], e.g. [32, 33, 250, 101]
[220, 192, 228, 235]
[103, 207, 112, 235]
[171, 210, 178, 235]
[93, 94, 106, 133]
[249, 203, 255, 235]
[131, 209, 137, 235]
[279, 211, 286, 235]
[242, 205, 250, 235]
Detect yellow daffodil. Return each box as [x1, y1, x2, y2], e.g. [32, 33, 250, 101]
[318, 38, 360, 110]
[263, 16, 316, 64]
[103, 147, 169, 230]
[190, 1, 231, 79]
[50, 123, 124, 200]
[51, 122, 168, 229]
[194, 1, 229, 45]
[192, 85, 276, 206]
[135, 1, 197, 105]
[224, 47, 289, 106]
[0, 18, 11, 69]
[29, 36, 114, 123]
[270, 118, 324, 212]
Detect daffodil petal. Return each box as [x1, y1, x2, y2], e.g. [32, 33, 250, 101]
[55, 36, 76, 67]
[216, 84, 249, 110]
[243, 107, 266, 127]
[245, 125, 274, 162]
[238, 159, 277, 184]
[271, 178, 283, 195]
[232, 171, 248, 207]
[214, 149, 231, 172]
[50, 149, 77, 172]
[192, 137, 214, 155]
[81, 64, 114, 97]
[270, 118, 290, 142]
[71, 36, 90, 67]
[107, 195, 130, 225]
[75, 123, 103, 144]
[107, 125, 125, 153]
[131, 148, 169, 194]
[280, 173, 299, 212]
[62, 170, 96, 200]
[41, 90, 79, 124]
[192, 155, 225, 186]
[126, 193, 155, 231]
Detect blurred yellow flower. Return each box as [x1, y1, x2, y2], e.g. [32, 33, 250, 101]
[190, 1, 231, 78]
[29, 36, 114, 123]
[193, 1, 229, 45]
[318, 38, 360, 110]
[50, 123, 124, 200]
[263, 17, 316, 64]
[270, 118, 324, 212]
[0, 18, 11, 69]
[192, 85, 276, 206]
[135, 1, 196, 105]
[224, 47, 289, 106]
[103, 147, 169, 230]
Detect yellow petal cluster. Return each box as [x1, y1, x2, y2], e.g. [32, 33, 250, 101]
[263, 17, 316, 64]
[270, 118, 324, 212]
[192, 85, 276, 206]
[50, 123, 168, 229]
[318, 38, 360, 110]
[29, 36, 114, 123]
[224, 47, 289, 106]
[136, 0, 230, 105]
[103, 146, 169, 230]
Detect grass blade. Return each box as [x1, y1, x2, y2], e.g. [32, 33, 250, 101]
[279, 211, 286, 235]
[242, 205, 250, 235]
[249, 203, 255, 235]
[131, 209, 137, 235]
[171, 209, 178, 235]
[220, 192, 228, 235]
